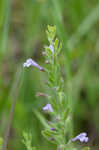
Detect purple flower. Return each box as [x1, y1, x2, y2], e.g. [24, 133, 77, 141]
[23, 58, 44, 71]
[49, 137, 55, 141]
[49, 44, 54, 54]
[72, 132, 88, 143]
[51, 128, 56, 131]
[43, 104, 53, 112]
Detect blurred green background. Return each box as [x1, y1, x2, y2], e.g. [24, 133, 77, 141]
[0, 0, 99, 149]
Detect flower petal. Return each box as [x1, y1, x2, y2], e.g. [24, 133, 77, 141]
[72, 132, 88, 143]
[43, 104, 53, 112]
[23, 58, 44, 71]
[49, 45, 54, 54]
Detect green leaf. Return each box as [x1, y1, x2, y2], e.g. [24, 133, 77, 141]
[54, 38, 59, 54]
[57, 42, 62, 54]
[82, 147, 90, 150]
[42, 129, 58, 137]
[63, 107, 70, 120]
[48, 96, 58, 113]
[32, 148, 36, 150]
[46, 25, 56, 43]
[58, 92, 68, 110]
[0, 137, 3, 150]
[22, 131, 37, 150]
[65, 116, 73, 138]
[42, 129, 57, 144]
[33, 109, 50, 129]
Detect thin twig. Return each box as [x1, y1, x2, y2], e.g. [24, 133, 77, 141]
[2, 67, 22, 150]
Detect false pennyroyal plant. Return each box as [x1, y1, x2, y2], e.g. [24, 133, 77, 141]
[22, 132, 36, 150]
[23, 25, 90, 150]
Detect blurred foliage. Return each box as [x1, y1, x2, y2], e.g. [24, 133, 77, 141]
[0, 0, 99, 150]
[0, 137, 3, 150]
[22, 131, 36, 150]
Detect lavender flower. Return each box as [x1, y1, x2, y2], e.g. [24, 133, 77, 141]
[51, 128, 56, 131]
[43, 104, 53, 112]
[49, 44, 54, 54]
[72, 132, 88, 143]
[23, 58, 44, 71]
[49, 137, 55, 141]
[45, 60, 49, 64]
[42, 51, 46, 56]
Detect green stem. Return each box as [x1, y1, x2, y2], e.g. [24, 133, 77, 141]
[0, 0, 10, 59]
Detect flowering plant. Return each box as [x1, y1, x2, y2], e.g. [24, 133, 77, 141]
[23, 25, 90, 150]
